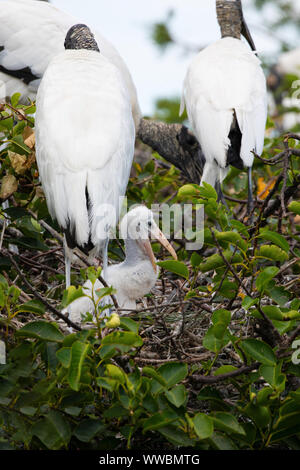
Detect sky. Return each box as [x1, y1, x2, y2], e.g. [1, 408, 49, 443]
[37, 0, 299, 115]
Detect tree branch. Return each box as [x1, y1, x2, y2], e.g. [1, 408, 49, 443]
[137, 118, 204, 183]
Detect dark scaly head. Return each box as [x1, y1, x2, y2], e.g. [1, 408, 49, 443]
[216, 0, 256, 51]
[64, 24, 100, 52]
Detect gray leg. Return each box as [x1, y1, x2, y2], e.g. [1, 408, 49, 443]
[247, 167, 254, 217]
[102, 238, 109, 281]
[215, 180, 228, 209]
[65, 255, 71, 290]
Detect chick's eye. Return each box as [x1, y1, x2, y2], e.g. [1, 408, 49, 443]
[148, 221, 152, 227]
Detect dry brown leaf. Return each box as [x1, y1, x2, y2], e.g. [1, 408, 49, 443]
[8, 151, 27, 175]
[0, 174, 18, 199]
[23, 127, 35, 149]
[8, 150, 36, 175]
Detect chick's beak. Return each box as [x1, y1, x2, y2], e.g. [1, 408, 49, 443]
[150, 224, 178, 261]
[137, 223, 178, 274]
[138, 239, 157, 273]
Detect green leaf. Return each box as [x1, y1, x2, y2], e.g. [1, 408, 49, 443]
[119, 317, 139, 334]
[203, 326, 231, 353]
[158, 426, 195, 447]
[288, 201, 300, 216]
[74, 419, 106, 443]
[214, 365, 238, 376]
[143, 409, 179, 432]
[241, 339, 276, 366]
[16, 321, 64, 342]
[56, 348, 71, 368]
[61, 286, 85, 309]
[193, 413, 214, 440]
[212, 412, 246, 436]
[177, 184, 200, 199]
[105, 364, 126, 384]
[215, 231, 248, 252]
[157, 362, 188, 387]
[32, 410, 71, 450]
[258, 229, 289, 253]
[199, 250, 242, 273]
[198, 182, 218, 200]
[18, 300, 46, 315]
[68, 341, 91, 391]
[11, 93, 21, 107]
[157, 260, 189, 280]
[256, 266, 279, 293]
[142, 366, 167, 387]
[260, 364, 283, 388]
[99, 331, 143, 359]
[165, 384, 187, 408]
[257, 245, 289, 263]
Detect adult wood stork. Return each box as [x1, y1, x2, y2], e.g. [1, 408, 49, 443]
[0, 0, 141, 130]
[180, 0, 268, 213]
[63, 206, 177, 322]
[35, 24, 135, 288]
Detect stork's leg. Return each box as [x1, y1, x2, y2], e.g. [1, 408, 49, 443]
[102, 238, 109, 281]
[65, 254, 71, 290]
[247, 167, 254, 218]
[101, 238, 112, 316]
[215, 180, 228, 208]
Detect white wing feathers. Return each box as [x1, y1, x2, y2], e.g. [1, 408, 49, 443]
[181, 37, 267, 171]
[35, 50, 135, 249]
[0, 0, 141, 127]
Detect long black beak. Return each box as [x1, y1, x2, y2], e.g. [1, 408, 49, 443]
[241, 15, 257, 53]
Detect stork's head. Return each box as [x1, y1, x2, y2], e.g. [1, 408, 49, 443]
[216, 0, 256, 52]
[120, 206, 177, 272]
[64, 24, 100, 52]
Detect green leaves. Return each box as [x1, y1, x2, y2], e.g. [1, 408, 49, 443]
[257, 245, 289, 263]
[256, 266, 279, 293]
[199, 250, 242, 273]
[258, 229, 289, 253]
[157, 260, 189, 279]
[16, 321, 64, 343]
[68, 341, 91, 391]
[32, 410, 71, 450]
[241, 339, 276, 366]
[203, 310, 232, 352]
[193, 413, 214, 440]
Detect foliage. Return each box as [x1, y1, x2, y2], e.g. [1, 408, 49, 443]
[0, 91, 300, 450]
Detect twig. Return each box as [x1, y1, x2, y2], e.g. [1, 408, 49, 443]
[2, 248, 82, 331]
[191, 362, 260, 384]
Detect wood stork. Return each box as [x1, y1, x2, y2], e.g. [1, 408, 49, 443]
[0, 0, 141, 130]
[180, 0, 268, 213]
[63, 206, 177, 322]
[35, 24, 135, 288]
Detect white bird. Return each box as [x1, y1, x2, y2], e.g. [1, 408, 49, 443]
[180, 0, 268, 213]
[63, 206, 177, 323]
[35, 24, 135, 288]
[0, 0, 141, 130]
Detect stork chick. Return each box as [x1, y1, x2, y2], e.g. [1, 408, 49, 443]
[64, 206, 177, 324]
[180, 0, 268, 214]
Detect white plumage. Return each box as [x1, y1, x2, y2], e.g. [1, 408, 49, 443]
[180, 36, 267, 189]
[64, 206, 177, 323]
[35, 25, 135, 286]
[0, 0, 141, 129]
